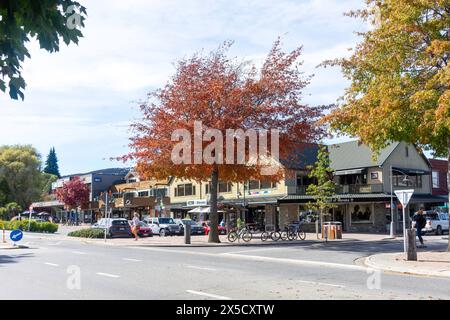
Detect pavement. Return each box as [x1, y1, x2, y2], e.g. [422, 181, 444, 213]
[365, 251, 450, 278]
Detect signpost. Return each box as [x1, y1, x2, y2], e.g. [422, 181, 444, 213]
[28, 205, 33, 231]
[10, 229, 23, 246]
[394, 189, 414, 253]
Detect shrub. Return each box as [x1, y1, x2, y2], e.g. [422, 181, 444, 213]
[0, 220, 58, 233]
[68, 228, 106, 239]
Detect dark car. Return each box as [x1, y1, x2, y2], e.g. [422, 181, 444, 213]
[92, 218, 132, 238]
[175, 219, 205, 235]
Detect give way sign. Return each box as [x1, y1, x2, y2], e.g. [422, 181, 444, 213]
[394, 189, 414, 207]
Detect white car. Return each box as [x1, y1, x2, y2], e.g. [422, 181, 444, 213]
[423, 211, 449, 235]
[143, 217, 182, 236]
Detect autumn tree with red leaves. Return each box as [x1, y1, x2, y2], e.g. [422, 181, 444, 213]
[55, 176, 90, 211]
[126, 40, 326, 243]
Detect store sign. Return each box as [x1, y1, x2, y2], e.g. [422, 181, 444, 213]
[186, 199, 207, 207]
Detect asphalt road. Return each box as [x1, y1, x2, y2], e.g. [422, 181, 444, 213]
[1, 233, 449, 300]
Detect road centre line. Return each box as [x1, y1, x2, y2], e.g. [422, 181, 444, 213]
[185, 265, 217, 271]
[122, 258, 142, 262]
[71, 251, 87, 255]
[131, 247, 367, 271]
[297, 280, 345, 288]
[96, 272, 120, 278]
[44, 262, 59, 267]
[186, 290, 231, 300]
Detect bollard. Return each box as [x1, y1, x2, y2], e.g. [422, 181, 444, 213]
[2, 229, 6, 243]
[406, 229, 417, 261]
[184, 224, 191, 244]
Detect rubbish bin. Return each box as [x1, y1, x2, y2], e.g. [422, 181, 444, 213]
[321, 222, 342, 240]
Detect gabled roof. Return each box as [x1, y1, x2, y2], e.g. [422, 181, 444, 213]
[327, 140, 400, 171]
[280, 143, 320, 170]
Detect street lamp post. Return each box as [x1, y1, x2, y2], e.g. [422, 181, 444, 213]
[390, 166, 395, 238]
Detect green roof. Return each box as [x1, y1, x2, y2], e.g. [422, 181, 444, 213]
[328, 141, 399, 171]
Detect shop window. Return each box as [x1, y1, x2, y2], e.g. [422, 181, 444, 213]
[350, 204, 373, 223]
[248, 180, 277, 190]
[138, 191, 149, 197]
[432, 171, 439, 188]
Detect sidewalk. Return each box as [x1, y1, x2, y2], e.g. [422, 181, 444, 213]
[61, 232, 393, 247]
[365, 251, 450, 278]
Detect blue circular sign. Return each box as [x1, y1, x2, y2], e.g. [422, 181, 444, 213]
[10, 229, 23, 242]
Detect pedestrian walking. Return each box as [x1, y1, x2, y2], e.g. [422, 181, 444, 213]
[413, 208, 427, 248]
[131, 212, 140, 241]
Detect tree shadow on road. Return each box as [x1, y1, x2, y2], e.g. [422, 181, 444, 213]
[0, 252, 34, 266]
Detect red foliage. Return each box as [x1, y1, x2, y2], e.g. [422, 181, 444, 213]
[126, 39, 326, 182]
[55, 176, 90, 210]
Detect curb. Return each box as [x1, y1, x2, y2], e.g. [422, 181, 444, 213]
[364, 254, 450, 279]
[0, 244, 29, 250]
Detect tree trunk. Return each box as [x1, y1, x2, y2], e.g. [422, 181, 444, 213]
[208, 167, 220, 243]
[447, 137, 450, 252]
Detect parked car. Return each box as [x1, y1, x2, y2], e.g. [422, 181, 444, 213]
[201, 221, 227, 235]
[423, 211, 449, 235]
[143, 217, 182, 237]
[128, 221, 153, 237]
[174, 219, 205, 235]
[92, 218, 132, 238]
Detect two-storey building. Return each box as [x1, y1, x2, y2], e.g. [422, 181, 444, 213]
[279, 141, 446, 233]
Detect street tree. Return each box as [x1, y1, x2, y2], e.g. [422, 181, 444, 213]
[0, 202, 22, 220]
[321, 0, 449, 250]
[55, 176, 90, 211]
[306, 145, 336, 239]
[126, 40, 326, 243]
[44, 147, 61, 178]
[0, 145, 43, 208]
[0, 0, 87, 100]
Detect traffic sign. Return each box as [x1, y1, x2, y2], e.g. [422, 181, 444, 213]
[10, 230, 23, 242]
[394, 189, 414, 207]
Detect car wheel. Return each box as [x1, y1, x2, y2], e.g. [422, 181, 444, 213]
[159, 229, 166, 237]
[436, 225, 443, 235]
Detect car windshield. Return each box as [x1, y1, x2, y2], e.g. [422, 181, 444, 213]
[159, 218, 175, 224]
[182, 220, 196, 225]
[426, 213, 439, 220]
[112, 220, 128, 226]
[139, 222, 148, 227]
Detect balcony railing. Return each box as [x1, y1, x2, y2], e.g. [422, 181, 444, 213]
[288, 183, 384, 195]
[336, 184, 383, 194]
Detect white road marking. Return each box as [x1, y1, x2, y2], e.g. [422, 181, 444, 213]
[132, 247, 367, 271]
[186, 290, 231, 300]
[96, 272, 120, 278]
[44, 262, 60, 267]
[71, 251, 87, 255]
[122, 258, 142, 262]
[185, 265, 217, 271]
[297, 280, 345, 288]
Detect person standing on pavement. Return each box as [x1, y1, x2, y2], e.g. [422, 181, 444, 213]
[413, 208, 426, 247]
[131, 212, 140, 241]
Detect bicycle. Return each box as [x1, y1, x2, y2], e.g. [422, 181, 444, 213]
[227, 226, 252, 243]
[280, 224, 297, 241]
[291, 222, 306, 240]
[260, 224, 281, 241]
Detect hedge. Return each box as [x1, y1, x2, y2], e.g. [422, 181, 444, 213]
[0, 220, 58, 233]
[68, 228, 106, 239]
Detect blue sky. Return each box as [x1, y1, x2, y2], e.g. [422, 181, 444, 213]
[0, 0, 367, 176]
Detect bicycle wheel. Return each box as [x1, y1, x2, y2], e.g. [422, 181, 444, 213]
[281, 231, 288, 241]
[287, 231, 296, 241]
[271, 231, 281, 241]
[227, 231, 238, 242]
[297, 229, 306, 240]
[261, 232, 269, 242]
[241, 230, 252, 242]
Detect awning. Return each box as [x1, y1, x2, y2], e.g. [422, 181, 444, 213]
[334, 168, 366, 176]
[188, 207, 223, 214]
[392, 167, 430, 176]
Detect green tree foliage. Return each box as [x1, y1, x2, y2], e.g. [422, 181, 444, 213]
[0, 0, 87, 100]
[0, 202, 22, 220]
[0, 145, 43, 208]
[44, 147, 61, 178]
[306, 146, 336, 235]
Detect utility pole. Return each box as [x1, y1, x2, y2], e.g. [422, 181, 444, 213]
[390, 165, 395, 238]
